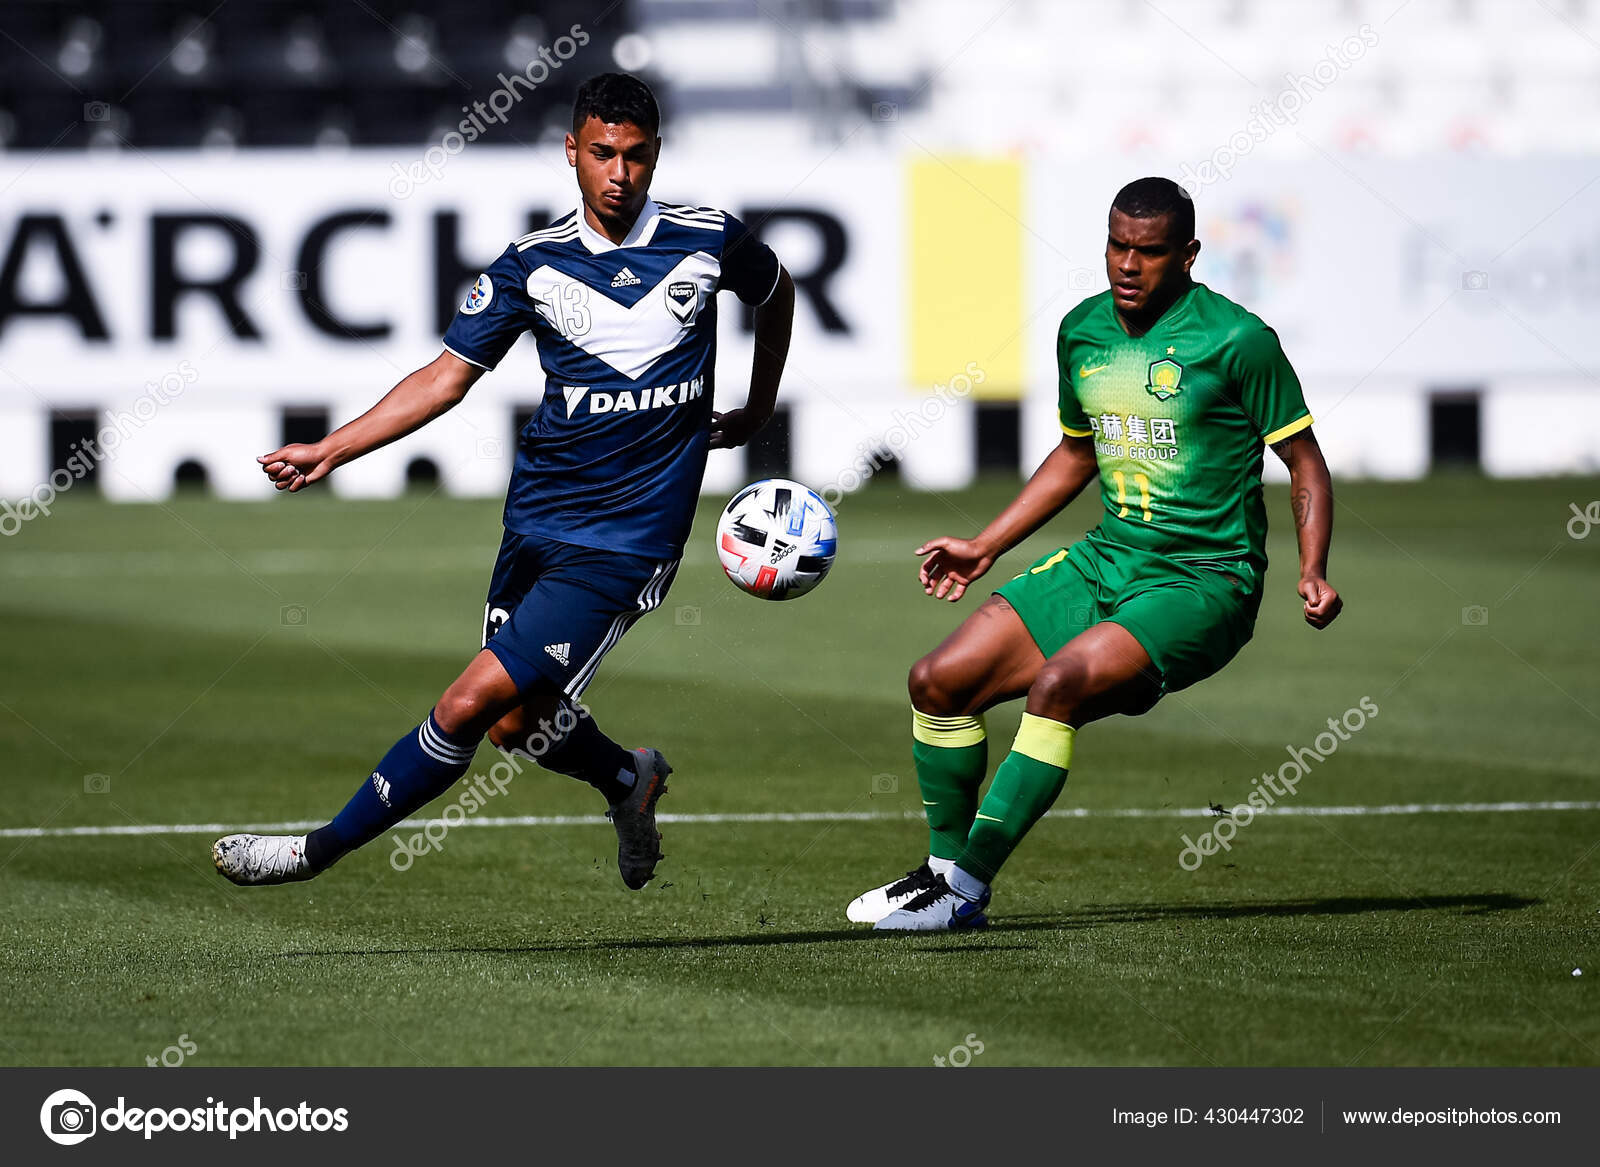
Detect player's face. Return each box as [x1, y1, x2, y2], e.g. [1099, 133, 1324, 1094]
[1105, 209, 1199, 318]
[566, 116, 660, 232]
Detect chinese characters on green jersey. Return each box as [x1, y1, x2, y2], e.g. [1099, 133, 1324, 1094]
[1056, 282, 1312, 574]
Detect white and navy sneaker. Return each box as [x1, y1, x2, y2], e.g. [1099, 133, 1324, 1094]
[846, 862, 942, 924]
[873, 874, 990, 932]
[212, 833, 314, 886]
[607, 748, 671, 890]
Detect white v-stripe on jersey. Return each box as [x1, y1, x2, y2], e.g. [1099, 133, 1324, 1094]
[444, 198, 782, 559]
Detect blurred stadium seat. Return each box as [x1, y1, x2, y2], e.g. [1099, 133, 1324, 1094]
[0, 0, 602, 148]
[6, 0, 1596, 153]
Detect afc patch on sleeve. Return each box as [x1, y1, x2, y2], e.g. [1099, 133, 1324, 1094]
[460, 273, 494, 315]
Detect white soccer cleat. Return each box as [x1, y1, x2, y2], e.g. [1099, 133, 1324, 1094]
[212, 833, 315, 886]
[846, 862, 943, 923]
[873, 875, 990, 932]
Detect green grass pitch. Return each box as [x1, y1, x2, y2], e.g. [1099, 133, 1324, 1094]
[1, 474, 1596, 1066]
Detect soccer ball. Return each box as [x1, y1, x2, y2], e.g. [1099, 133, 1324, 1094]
[715, 479, 838, 600]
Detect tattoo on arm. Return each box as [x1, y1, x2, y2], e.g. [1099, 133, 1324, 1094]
[1291, 486, 1312, 529]
[1271, 437, 1293, 461]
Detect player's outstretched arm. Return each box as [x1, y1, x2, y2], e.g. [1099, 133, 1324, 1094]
[257, 351, 485, 492]
[919, 433, 1099, 601]
[710, 267, 795, 449]
[1272, 427, 1343, 629]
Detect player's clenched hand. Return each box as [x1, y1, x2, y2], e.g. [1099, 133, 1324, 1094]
[257, 443, 336, 493]
[1298, 575, 1342, 629]
[708, 408, 770, 450]
[917, 537, 995, 602]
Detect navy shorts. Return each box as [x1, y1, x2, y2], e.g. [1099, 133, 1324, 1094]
[481, 530, 680, 699]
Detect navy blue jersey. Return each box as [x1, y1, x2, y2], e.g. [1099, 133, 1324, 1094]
[443, 199, 782, 558]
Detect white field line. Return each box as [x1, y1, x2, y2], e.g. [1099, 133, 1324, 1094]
[2, 800, 1598, 839]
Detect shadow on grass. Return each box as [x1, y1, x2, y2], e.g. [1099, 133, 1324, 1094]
[1011, 892, 1538, 925]
[278, 892, 1536, 959]
[279, 927, 1028, 958]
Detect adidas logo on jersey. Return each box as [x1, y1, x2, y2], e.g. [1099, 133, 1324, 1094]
[544, 642, 571, 665]
[611, 266, 641, 288]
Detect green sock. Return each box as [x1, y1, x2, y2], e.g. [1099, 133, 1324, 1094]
[956, 713, 1076, 883]
[911, 710, 988, 862]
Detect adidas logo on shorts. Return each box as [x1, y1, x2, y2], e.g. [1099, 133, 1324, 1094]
[611, 266, 641, 288]
[544, 642, 571, 665]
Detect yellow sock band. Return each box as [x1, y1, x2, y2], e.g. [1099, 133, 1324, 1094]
[912, 710, 987, 749]
[1012, 713, 1076, 769]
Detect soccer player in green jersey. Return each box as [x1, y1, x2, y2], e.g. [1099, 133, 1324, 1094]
[853, 177, 1343, 931]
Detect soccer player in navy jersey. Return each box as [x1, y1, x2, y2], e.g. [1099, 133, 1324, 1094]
[214, 73, 795, 890]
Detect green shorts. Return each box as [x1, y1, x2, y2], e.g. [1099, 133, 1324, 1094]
[994, 535, 1263, 695]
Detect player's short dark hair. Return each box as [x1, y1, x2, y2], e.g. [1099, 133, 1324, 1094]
[572, 72, 660, 136]
[1111, 177, 1195, 244]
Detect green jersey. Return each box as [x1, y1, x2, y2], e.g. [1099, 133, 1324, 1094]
[1056, 282, 1312, 576]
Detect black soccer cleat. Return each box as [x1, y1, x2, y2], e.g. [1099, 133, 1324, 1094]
[606, 748, 671, 890]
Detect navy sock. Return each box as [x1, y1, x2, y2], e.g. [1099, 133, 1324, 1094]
[305, 712, 479, 871]
[513, 702, 634, 805]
